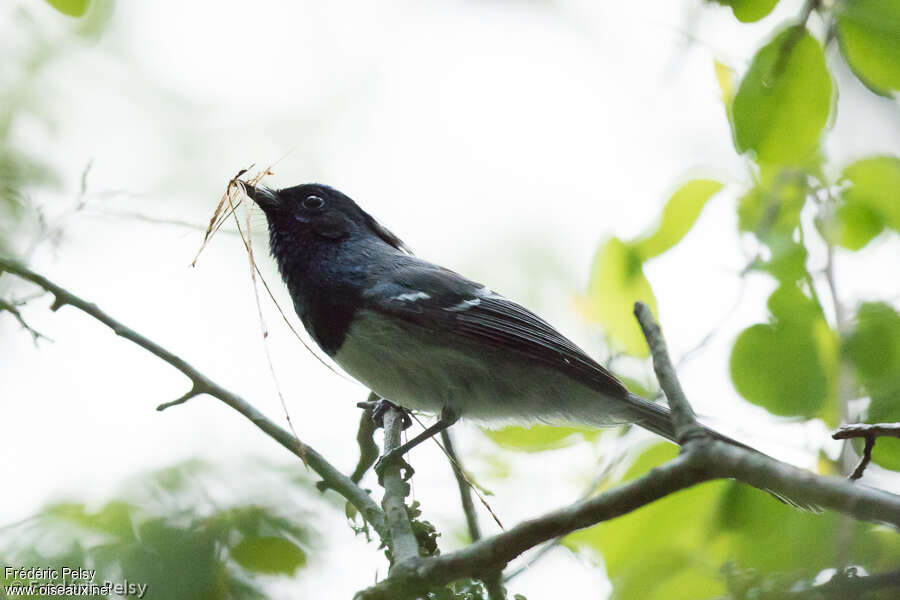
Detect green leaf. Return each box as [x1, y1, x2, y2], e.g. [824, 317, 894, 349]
[730, 323, 827, 416]
[580, 237, 657, 356]
[764, 238, 809, 283]
[844, 303, 900, 385]
[843, 302, 900, 470]
[836, 0, 900, 92]
[867, 400, 900, 470]
[632, 179, 724, 259]
[732, 27, 832, 165]
[714, 0, 780, 23]
[730, 286, 836, 418]
[230, 536, 307, 575]
[832, 200, 885, 250]
[43, 0, 91, 17]
[49, 501, 138, 540]
[836, 157, 900, 249]
[736, 170, 807, 236]
[482, 425, 599, 452]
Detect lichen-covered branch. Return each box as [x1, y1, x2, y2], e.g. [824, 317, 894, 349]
[354, 453, 706, 600]
[380, 405, 420, 565]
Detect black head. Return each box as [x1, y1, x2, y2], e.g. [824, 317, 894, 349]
[242, 182, 410, 253]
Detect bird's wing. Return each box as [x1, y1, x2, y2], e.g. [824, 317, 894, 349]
[364, 259, 628, 398]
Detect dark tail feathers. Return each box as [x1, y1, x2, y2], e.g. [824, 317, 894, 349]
[625, 393, 820, 512]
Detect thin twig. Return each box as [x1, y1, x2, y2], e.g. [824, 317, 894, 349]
[0, 257, 387, 539]
[0, 297, 52, 344]
[156, 385, 203, 411]
[408, 412, 504, 530]
[833, 423, 900, 441]
[235, 186, 306, 464]
[833, 423, 900, 481]
[849, 437, 875, 481]
[441, 429, 481, 542]
[440, 430, 507, 600]
[503, 439, 628, 582]
[676, 278, 747, 369]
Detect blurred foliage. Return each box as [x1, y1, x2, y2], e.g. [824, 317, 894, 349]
[732, 27, 832, 166]
[484, 424, 602, 452]
[836, 0, 900, 93]
[712, 0, 780, 23]
[730, 283, 838, 421]
[844, 302, 900, 469]
[832, 156, 900, 249]
[574, 0, 900, 464]
[0, 1, 114, 256]
[564, 443, 900, 600]
[509, 1, 900, 597]
[579, 179, 723, 356]
[43, 0, 90, 17]
[0, 459, 319, 599]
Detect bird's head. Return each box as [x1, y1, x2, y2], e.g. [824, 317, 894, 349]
[241, 182, 409, 253]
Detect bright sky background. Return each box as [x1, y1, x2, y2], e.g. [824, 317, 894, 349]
[3, 0, 900, 597]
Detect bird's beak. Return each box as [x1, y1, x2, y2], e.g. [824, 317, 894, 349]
[240, 181, 279, 211]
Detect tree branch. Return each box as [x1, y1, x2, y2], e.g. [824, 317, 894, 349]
[833, 423, 900, 441]
[833, 423, 900, 480]
[0, 257, 387, 539]
[633, 302, 704, 443]
[354, 453, 707, 599]
[381, 405, 420, 565]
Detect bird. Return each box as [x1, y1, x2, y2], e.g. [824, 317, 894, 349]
[241, 181, 794, 498]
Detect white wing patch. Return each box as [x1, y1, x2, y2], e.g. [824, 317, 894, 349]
[393, 291, 432, 302]
[446, 298, 481, 312]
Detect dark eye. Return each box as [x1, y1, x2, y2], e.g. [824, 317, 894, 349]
[302, 195, 325, 210]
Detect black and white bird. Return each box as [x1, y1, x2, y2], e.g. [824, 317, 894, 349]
[242, 182, 754, 460]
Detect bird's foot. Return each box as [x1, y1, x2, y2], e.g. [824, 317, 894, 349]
[358, 397, 412, 430]
[374, 448, 414, 485]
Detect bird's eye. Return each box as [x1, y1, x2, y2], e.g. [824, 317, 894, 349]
[302, 195, 325, 210]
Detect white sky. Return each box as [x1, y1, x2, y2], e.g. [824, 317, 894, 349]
[2, 0, 900, 597]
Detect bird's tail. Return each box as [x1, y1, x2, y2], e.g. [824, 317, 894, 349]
[624, 393, 755, 450]
[622, 393, 819, 512]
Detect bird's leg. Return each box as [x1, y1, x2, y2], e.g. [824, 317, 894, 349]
[374, 406, 459, 482]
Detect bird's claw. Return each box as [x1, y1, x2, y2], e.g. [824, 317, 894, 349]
[374, 449, 414, 485]
[366, 398, 412, 430]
